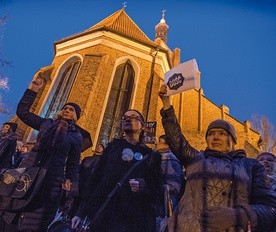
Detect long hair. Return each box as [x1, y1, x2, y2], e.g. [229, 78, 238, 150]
[35, 119, 69, 153]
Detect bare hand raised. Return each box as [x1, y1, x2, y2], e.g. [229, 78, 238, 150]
[158, 84, 171, 110]
[28, 69, 45, 92]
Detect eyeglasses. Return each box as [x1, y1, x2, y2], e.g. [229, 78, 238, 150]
[121, 115, 141, 122]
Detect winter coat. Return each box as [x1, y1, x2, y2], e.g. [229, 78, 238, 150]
[79, 154, 102, 192]
[77, 138, 162, 232]
[12, 151, 27, 168]
[267, 173, 276, 191]
[7, 89, 83, 231]
[69, 154, 103, 217]
[160, 151, 185, 211]
[161, 106, 276, 232]
[0, 133, 17, 169]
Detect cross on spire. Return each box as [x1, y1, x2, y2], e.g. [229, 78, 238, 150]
[122, 2, 127, 9]
[162, 9, 166, 19]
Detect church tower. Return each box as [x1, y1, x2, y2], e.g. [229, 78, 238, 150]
[155, 10, 169, 44]
[16, 8, 261, 157]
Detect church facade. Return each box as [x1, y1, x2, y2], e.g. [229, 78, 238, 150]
[16, 8, 261, 157]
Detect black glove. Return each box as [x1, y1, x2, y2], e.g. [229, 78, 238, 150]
[199, 206, 248, 231]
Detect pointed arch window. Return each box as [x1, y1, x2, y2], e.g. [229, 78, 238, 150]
[45, 60, 81, 118]
[98, 60, 134, 145]
[27, 59, 81, 142]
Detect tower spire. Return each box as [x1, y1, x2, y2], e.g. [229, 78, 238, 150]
[155, 9, 169, 43]
[162, 9, 166, 21]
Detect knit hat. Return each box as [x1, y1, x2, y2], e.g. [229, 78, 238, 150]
[61, 102, 81, 120]
[206, 119, 237, 144]
[257, 152, 275, 160]
[3, 122, 18, 133]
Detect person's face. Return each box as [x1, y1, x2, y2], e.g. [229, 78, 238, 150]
[156, 138, 169, 152]
[95, 144, 104, 154]
[60, 105, 78, 121]
[1, 124, 11, 134]
[21, 146, 28, 153]
[258, 154, 276, 175]
[16, 144, 22, 152]
[206, 128, 234, 152]
[122, 111, 144, 134]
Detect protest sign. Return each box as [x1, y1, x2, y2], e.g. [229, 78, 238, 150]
[164, 59, 200, 96]
[143, 121, 157, 144]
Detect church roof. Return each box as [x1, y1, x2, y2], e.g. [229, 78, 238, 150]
[84, 8, 156, 46]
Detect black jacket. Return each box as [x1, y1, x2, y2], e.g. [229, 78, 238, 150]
[77, 138, 162, 232]
[16, 89, 82, 184]
[14, 89, 82, 231]
[0, 134, 17, 169]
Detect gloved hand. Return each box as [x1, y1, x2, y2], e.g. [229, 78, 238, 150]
[199, 206, 248, 231]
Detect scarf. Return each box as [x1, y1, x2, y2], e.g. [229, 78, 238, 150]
[205, 148, 246, 159]
[35, 119, 70, 151]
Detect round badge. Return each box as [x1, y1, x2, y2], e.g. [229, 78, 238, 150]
[122, 148, 134, 162]
[134, 152, 143, 161]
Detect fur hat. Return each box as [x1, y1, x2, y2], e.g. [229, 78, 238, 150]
[61, 102, 81, 120]
[206, 119, 237, 144]
[3, 122, 18, 133]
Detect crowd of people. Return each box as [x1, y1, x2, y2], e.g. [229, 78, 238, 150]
[0, 73, 275, 232]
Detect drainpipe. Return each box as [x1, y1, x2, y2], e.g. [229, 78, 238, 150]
[146, 48, 159, 121]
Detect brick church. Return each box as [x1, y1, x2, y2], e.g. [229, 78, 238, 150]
[15, 7, 261, 157]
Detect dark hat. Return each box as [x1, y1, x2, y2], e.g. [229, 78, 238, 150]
[206, 119, 237, 144]
[62, 102, 81, 120]
[257, 152, 275, 160]
[3, 122, 18, 133]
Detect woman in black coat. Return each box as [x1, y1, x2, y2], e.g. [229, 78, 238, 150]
[0, 73, 83, 232]
[0, 122, 17, 169]
[71, 109, 162, 232]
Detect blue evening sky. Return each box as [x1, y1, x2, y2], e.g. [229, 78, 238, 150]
[0, 0, 275, 129]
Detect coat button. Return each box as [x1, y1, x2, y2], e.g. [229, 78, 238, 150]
[222, 192, 227, 196]
[202, 186, 207, 191]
